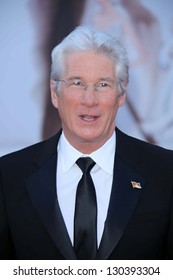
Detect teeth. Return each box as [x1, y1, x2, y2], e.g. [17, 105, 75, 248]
[82, 115, 95, 121]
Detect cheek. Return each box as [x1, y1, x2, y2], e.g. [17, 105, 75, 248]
[57, 95, 76, 121]
[104, 98, 119, 114]
[103, 100, 120, 125]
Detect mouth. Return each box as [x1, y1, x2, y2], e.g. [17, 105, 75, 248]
[79, 115, 99, 122]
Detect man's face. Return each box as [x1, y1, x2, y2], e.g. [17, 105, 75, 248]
[51, 51, 126, 152]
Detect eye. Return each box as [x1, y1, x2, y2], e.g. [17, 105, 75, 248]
[69, 79, 83, 87]
[97, 81, 112, 88]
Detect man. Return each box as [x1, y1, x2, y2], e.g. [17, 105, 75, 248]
[0, 26, 173, 260]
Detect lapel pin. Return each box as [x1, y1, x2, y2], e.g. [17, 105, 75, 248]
[131, 181, 142, 189]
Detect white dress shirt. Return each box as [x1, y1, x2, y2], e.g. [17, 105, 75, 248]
[56, 132, 116, 247]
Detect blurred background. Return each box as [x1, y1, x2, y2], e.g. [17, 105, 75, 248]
[0, 0, 173, 156]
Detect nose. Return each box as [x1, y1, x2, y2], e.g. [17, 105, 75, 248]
[81, 85, 98, 107]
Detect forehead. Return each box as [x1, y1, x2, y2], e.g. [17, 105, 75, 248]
[63, 51, 115, 79]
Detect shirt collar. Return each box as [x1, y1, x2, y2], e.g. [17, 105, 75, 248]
[58, 132, 116, 175]
[90, 134, 115, 175]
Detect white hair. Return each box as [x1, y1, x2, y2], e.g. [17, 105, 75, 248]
[50, 26, 129, 96]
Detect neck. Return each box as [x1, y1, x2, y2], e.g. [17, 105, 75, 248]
[75, 142, 104, 154]
[63, 131, 115, 155]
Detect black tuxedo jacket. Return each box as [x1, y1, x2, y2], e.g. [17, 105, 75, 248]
[0, 128, 173, 259]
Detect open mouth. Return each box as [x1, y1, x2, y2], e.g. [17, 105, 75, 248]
[80, 115, 99, 121]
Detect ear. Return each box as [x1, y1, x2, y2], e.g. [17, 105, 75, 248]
[118, 81, 128, 108]
[118, 92, 126, 108]
[50, 80, 59, 109]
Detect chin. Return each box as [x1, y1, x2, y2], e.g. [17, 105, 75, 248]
[78, 134, 102, 143]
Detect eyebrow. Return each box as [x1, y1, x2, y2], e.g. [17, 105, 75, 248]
[65, 76, 115, 82]
[65, 76, 82, 81]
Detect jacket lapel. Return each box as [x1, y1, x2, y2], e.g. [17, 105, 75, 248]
[25, 128, 146, 260]
[25, 132, 77, 260]
[96, 129, 145, 259]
